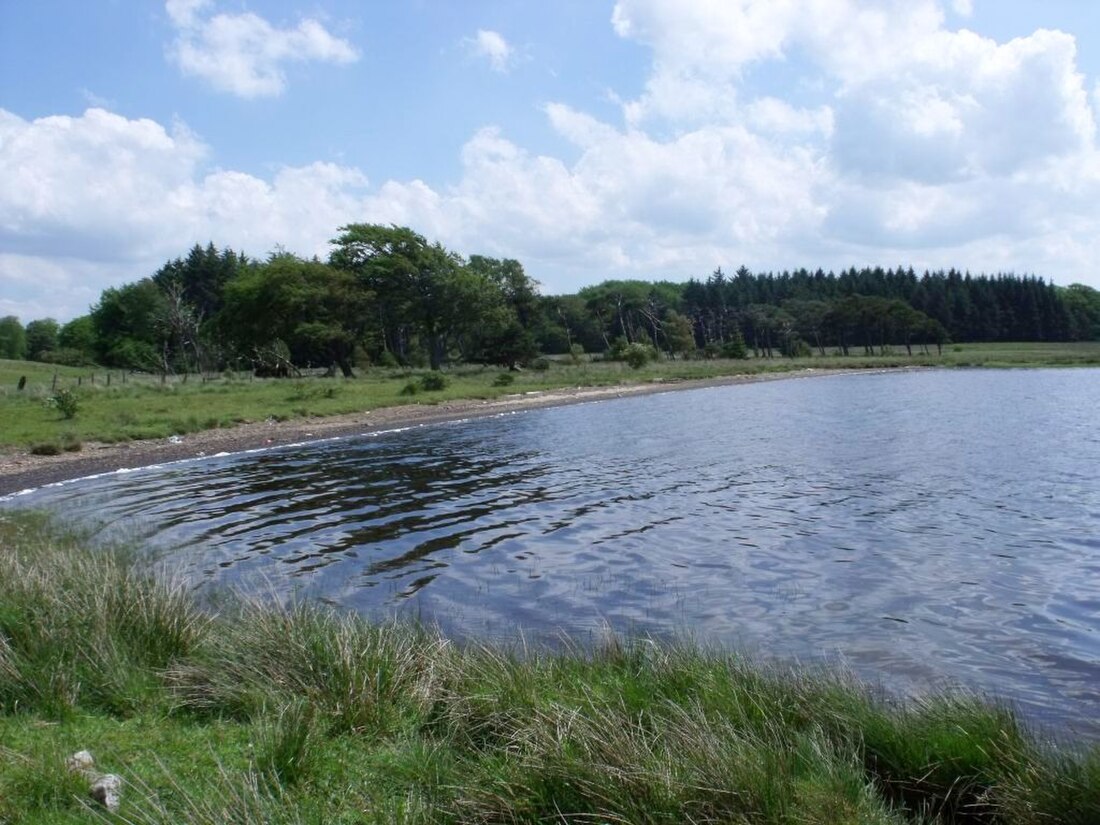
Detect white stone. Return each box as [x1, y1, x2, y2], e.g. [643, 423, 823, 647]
[89, 773, 122, 812]
[65, 750, 95, 775]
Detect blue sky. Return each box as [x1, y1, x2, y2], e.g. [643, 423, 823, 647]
[2, 0, 1099, 321]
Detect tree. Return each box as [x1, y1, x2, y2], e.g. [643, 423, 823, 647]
[57, 316, 98, 365]
[662, 311, 696, 357]
[90, 279, 168, 370]
[1061, 284, 1100, 340]
[219, 254, 372, 377]
[24, 318, 59, 360]
[0, 316, 27, 360]
[331, 224, 501, 370]
[153, 242, 247, 320]
[466, 255, 540, 365]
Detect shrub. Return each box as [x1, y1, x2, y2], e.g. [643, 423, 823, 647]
[492, 372, 516, 387]
[399, 381, 420, 396]
[568, 343, 585, 364]
[45, 388, 79, 419]
[29, 442, 62, 456]
[530, 357, 551, 372]
[420, 373, 448, 391]
[623, 343, 655, 369]
[721, 338, 748, 360]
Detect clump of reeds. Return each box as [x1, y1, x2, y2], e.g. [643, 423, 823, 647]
[1, 510, 1098, 824]
[0, 512, 207, 717]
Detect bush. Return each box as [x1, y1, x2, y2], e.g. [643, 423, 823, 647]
[399, 381, 420, 396]
[39, 347, 94, 367]
[492, 372, 516, 387]
[29, 442, 62, 456]
[420, 373, 448, 392]
[45, 388, 79, 419]
[623, 343, 655, 369]
[568, 343, 585, 364]
[530, 357, 551, 372]
[721, 338, 748, 359]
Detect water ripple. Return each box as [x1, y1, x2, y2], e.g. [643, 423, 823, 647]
[6, 368, 1100, 739]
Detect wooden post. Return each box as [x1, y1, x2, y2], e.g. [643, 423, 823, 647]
[52, 372, 58, 391]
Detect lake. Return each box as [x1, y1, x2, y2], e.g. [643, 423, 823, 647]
[6, 369, 1099, 738]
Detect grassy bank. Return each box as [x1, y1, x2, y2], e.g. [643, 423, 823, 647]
[2, 342, 1099, 452]
[1, 513, 1098, 823]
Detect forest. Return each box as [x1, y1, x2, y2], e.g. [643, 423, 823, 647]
[2, 223, 1099, 375]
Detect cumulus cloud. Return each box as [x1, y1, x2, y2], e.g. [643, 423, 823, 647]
[466, 30, 516, 73]
[4, 1, 1100, 321]
[165, 1, 358, 98]
[952, 0, 974, 17]
[0, 108, 372, 319]
[605, 0, 1100, 272]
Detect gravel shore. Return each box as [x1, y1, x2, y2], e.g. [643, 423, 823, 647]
[0, 368, 896, 497]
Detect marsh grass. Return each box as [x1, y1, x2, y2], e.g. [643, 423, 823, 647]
[1, 511, 1098, 823]
[3, 342, 1100, 450]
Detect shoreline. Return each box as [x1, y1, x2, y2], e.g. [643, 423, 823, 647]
[0, 366, 909, 496]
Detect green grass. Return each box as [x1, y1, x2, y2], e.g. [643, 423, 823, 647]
[2, 342, 1099, 453]
[1, 512, 1098, 823]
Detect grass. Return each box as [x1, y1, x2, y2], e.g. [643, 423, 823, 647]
[1, 512, 1098, 823]
[1, 342, 1099, 453]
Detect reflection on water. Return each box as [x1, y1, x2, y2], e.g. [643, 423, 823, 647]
[8, 369, 1100, 738]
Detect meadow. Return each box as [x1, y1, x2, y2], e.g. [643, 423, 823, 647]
[2, 341, 1099, 453]
[1, 511, 1098, 823]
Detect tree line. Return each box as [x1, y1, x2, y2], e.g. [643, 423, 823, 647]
[3, 225, 1099, 373]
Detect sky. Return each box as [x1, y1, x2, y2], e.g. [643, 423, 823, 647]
[1, 0, 1099, 322]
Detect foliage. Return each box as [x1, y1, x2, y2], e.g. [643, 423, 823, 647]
[622, 341, 656, 368]
[330, 224, 525, 371]
[24, 318, 59, 360]
[46, 388, 80, 419]
[58, 315, 98, 361]
[90, 279, 168, 370]
[721, 329, 749, 359]
[0, 315, 27, 360]
[418, 372, 448, 391]
[219, 254, 370, 377]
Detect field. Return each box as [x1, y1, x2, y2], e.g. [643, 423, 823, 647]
[1, 342, 1099, 452]
[1, 512, 1098, 824]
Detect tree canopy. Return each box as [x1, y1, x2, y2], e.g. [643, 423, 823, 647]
[4, 224, 1096, 374]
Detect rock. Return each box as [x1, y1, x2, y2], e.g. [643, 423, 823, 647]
[66, 751, 122, 812]
[89, 773, 122, 812]
[65, 750, 95, 776]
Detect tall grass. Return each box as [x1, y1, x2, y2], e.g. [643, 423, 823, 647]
[1, 511, 1097, 823]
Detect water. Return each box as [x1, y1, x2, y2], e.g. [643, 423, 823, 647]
[7, 369, 1100, 738]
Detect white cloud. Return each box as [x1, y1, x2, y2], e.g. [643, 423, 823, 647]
[0, 108, 371, 319]
[466, 30, 516, 73]
[4, 1, 1100, 322]
[952, 0, 974, 17]
[166, 1, 358, 98]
